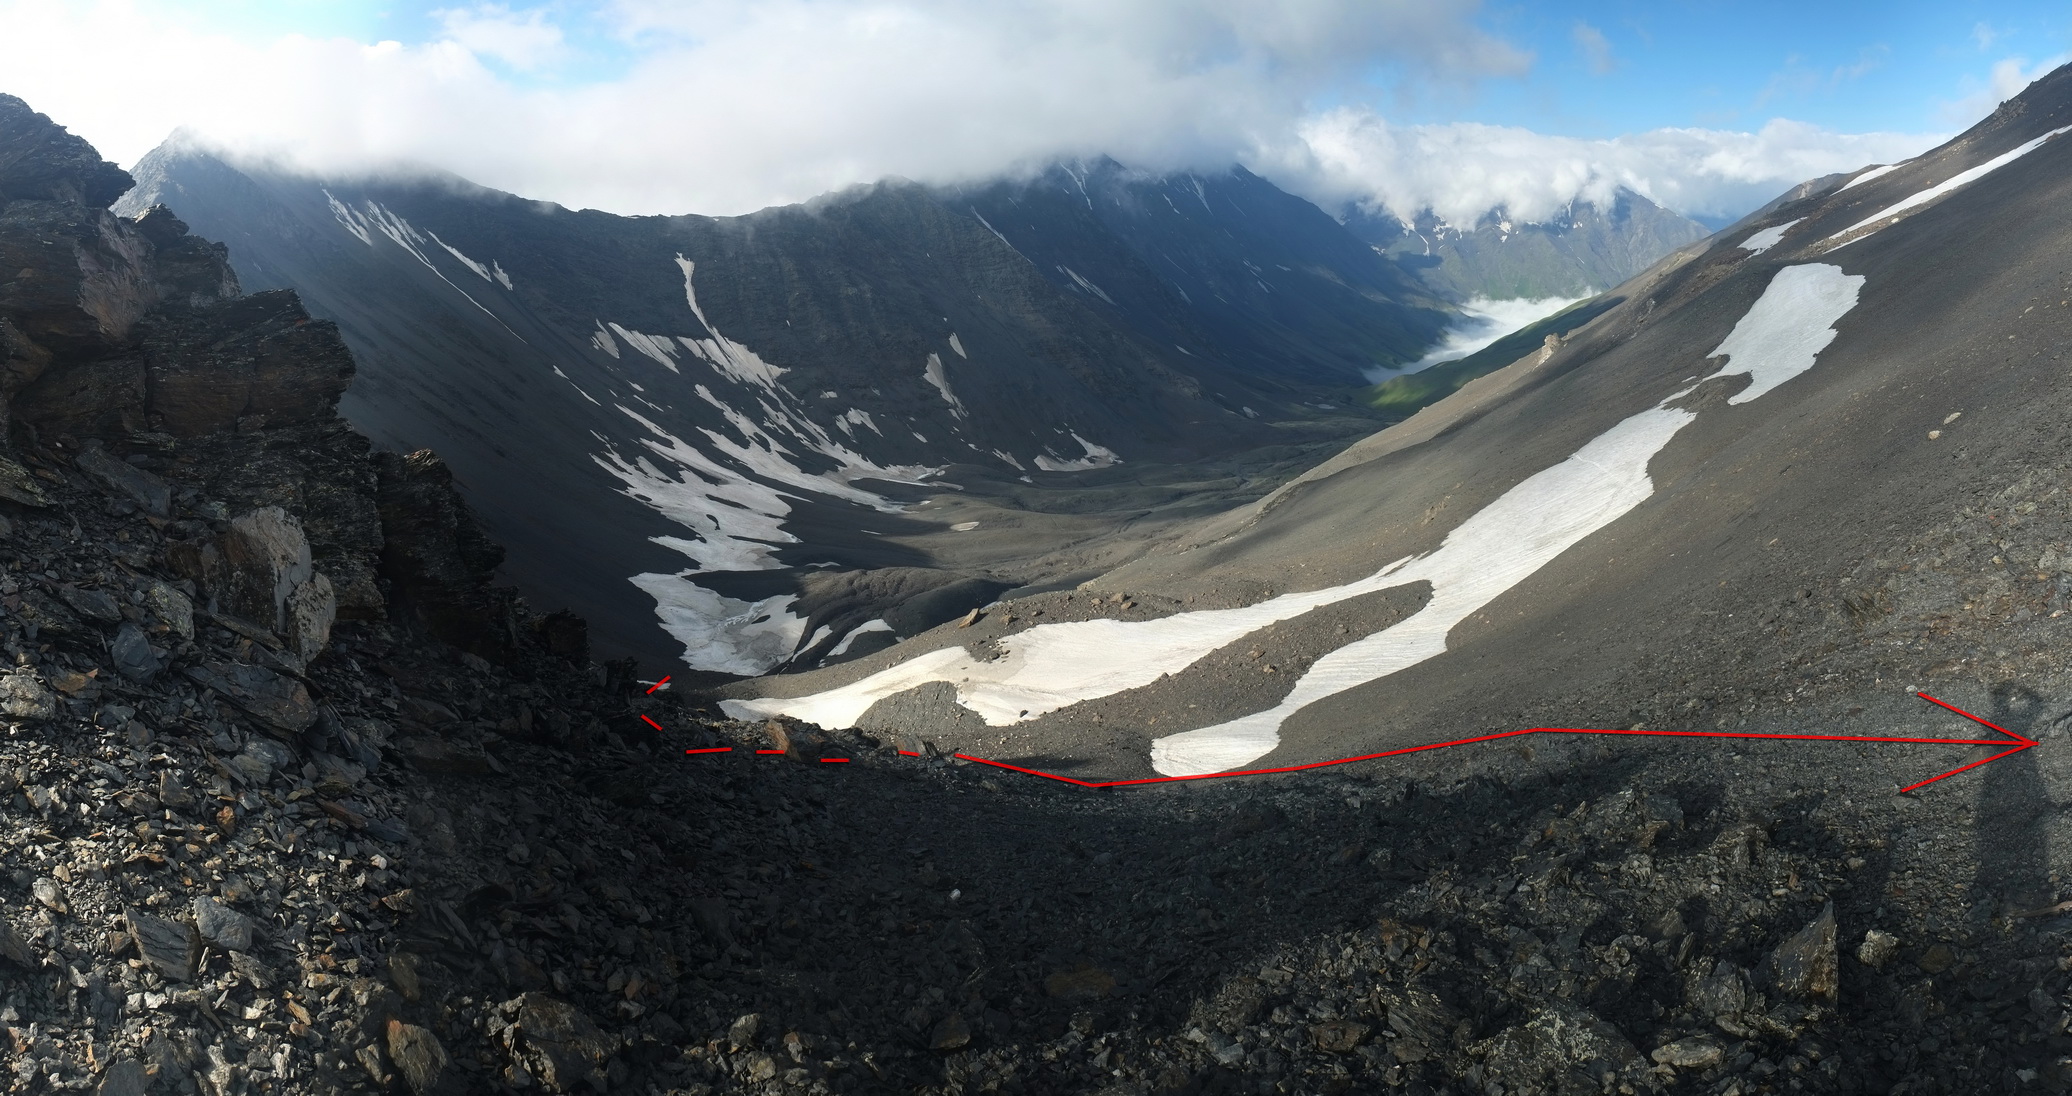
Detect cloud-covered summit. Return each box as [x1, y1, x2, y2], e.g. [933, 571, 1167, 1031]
[0, 0, 2005, 226]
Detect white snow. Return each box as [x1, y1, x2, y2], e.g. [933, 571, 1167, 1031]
[491, 260, 514, 290]
[1033, 433, 1121, 472]
[728, 262, 1866, 772]
[948, 333, 968, 359]
[951, 521, 980, 531]
[834, 408, 882, 438]
[428, 232, 493, 281]
[1151, 405, 1695, 774]
[1838, 164, 1900, 191]
[1378, 294, 1591, 381]
[970, 209, 1020, 254]
[826, 619, 893, 658]
[1736, 219, 1800, 256]
[630, 573, 807, 677]
[324, 194, 518, 331]
[1830, 126, 2072, 243]
[991, 449, 1026, 470]
[673, 256, 790, 388]
[608, 323, 684, 372]
[589, 268, 945, 675]
[324, 190, 373, 245]
[1707, 263, 1863, 404]
[923, 353, 969, 419]
[1058, 266, 1116, 305]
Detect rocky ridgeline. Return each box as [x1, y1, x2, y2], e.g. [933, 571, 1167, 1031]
[6, 92, 2072, 1096]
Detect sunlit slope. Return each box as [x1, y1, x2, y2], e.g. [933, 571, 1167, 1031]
[724, 63, 2072, 782]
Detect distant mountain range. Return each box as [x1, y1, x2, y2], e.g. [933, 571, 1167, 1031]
[1343, 188, 1712, 301]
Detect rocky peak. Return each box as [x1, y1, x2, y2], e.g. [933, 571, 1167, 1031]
[0, 93, 133, 208]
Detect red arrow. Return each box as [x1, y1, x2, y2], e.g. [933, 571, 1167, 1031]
[949, 691, 2037, 793]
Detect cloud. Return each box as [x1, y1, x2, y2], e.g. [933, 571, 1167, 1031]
[434, 4, 569, 71]
[1267, 109, 1942, 225]
[1571, 22, 1614, 75]
[0, 0, 1954, 229]
[0, 0, 1528, 216]
[1973, 23, 2000, 51]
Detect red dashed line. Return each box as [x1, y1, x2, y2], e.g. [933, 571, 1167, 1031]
[646, 676, 672, 695]
[675, 693, 2023, 794]
[639, 714, 665, 732]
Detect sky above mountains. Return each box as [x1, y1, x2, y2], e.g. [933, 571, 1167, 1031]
[3, 1, 2065, 224]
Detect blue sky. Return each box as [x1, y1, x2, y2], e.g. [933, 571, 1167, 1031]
[0, 2, 2062, 221]
[1450, 0, 2068, 133]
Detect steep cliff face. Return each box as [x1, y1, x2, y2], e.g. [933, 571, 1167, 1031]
[0, 94, 535, 663]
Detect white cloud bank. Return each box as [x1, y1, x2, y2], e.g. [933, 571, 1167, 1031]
[1275, 111, 1941, 226]
[0, 0, 1995, 225]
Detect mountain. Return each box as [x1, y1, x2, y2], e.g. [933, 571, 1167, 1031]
[117, 145, 1449, 678]
[949, 159, 1451, 384]
[1343, 187, 1712, 300]
[726, 61, 2072, 801]
[10, 81, 2072, 1096]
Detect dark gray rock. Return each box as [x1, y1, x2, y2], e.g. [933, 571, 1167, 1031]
[386, 1020, 455, 1096]
[191, 894, 256, 952]
[93, 1059, 150, 1096]
[110, 622, 161, 683]
[505, 993, 615, 1093]
[1765, 901, 1839, 1003]
[55, 584, 122, 624]
[0, 93, 134, 207]
[76, 445, 171, 516]
[128, 910, 198, 982]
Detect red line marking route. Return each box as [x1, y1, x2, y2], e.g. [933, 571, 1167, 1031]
[675, 692, 2032, 794]
[945, 692, 2032, 793]
[646, 676, 672, 695]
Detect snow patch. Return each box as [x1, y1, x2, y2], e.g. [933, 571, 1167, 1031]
[948, 333, 968, 359]
[1033, 433, 1120, 472]
[951, 521, 980, 531]
[1704, 263, 1863, 404]
[1838, 164, 1899, 191]
[1058, 266, 1116, 305]
[1830, 126, 2072, 244]
[728, 264, 1864, 772]
[608, 323, 684, 372]
[923, 353, 968, 419]
[674, 256, 789, 388]
[491, 260, 513, 289]
[428, 232, 493, 281]
[590, 322, 621, 358]
[827, 619, 892, 658]
[1736, 219, 1800, 256]
[630, 573, 806, 676]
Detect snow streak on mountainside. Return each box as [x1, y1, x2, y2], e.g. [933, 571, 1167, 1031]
[725, 264, 1864, 771]
[722, 61, 2072, 784]
[120, 144, 1437, 676]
